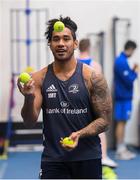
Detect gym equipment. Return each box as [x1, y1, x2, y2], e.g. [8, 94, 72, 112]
[0, 0, 49, 159]
[112, 16, 131, 60]
[87, 31, 105, 73]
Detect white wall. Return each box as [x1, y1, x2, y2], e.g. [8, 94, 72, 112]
[0, 0, 140, 145]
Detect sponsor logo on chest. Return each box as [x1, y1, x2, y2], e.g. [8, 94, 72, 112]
[68, 84, 79, 94]
[46, 83, 80, 98]
[46, 84, 57, 98]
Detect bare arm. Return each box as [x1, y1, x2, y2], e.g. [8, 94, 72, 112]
[79, 70, 112, 138]
[17, 72, 43, 127]
[21, 84, 42, 127]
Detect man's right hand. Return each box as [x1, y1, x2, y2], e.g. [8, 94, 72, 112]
[17, 78, 35, 96]
[133, 64, 139, 73]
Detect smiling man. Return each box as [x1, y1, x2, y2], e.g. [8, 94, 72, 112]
[17, 16, 112, 179]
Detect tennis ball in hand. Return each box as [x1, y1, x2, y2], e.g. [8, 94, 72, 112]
[54, 21, 65, 32]
[19, 72, 31, 84]
[62, 137, 74, 146]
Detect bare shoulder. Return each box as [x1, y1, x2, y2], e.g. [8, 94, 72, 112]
[83, 64, 112, 114]
[31, 67, 48, 87]
[82, 63, 104, 91]
[92, 61, 102, 74]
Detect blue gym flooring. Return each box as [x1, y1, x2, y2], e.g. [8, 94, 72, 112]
[0, 149, 140, 179]
[109, 149, 140, 179]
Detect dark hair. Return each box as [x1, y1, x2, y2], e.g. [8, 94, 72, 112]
[79, 38, 90, 52]
[45, 16, 77, 43]
[124, 40, 137, 50]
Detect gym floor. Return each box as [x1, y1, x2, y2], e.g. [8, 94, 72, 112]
[0, 148, 140, 179]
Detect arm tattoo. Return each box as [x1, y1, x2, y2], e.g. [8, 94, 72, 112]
[80, 71, 112, 137]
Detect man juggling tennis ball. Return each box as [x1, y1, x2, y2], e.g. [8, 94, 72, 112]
[19, 72, 31, 84]
[54, 21, 65, 32]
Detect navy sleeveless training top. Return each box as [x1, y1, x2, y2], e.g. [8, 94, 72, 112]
[41, 61, 101, 162]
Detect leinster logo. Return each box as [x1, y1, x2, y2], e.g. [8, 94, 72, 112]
[60, 101, 69, 108]
[68, 84, 79, 93]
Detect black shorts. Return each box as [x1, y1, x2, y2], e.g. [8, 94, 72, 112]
[39, 159, 102, 179]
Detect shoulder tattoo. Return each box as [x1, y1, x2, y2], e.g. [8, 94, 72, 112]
[89, 71, 112, 117]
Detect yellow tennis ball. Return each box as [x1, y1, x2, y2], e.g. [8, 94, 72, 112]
[24, 66, 35, 73]
[19, 72, 31, 84]
[62, 137, 74, 146]
[54, 21, 65, 32]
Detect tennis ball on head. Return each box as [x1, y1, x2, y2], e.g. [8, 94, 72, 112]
[54, 21, 65, 32]
[62, 137, 74, 146]
[19, 72, 31, 84]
